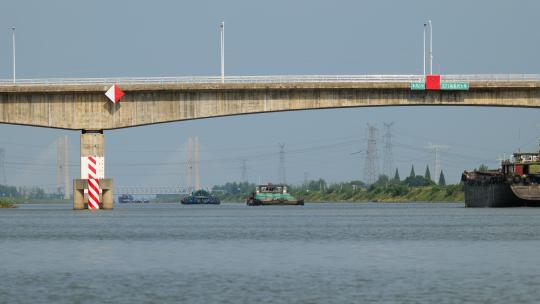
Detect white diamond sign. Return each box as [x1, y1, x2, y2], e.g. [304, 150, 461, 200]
[105, 84, 125, 103]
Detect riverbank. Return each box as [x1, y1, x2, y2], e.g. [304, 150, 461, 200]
[0, 198, 71, 207]
[0, 198, 16, 208]
[215, 184, 464, 203]
[298, 185, 463, 203]
[19, 199, 71, 204]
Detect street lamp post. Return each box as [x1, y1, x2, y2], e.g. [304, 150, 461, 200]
[220, 21, 224, 83]
[11, 27, 16, 83]
[423, 23, 426, 76]
[428, 20, 433, 75]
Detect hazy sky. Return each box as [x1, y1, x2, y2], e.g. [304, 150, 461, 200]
[0, 0, 539, 191]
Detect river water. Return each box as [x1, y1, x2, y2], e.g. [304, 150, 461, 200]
[1, 202, 540, 303]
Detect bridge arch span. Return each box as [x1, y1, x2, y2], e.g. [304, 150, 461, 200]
[0, 80, 539, 130]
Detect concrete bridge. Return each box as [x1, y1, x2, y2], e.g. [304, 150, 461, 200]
[1, 74, 539, 209]
[1, 74, 539, 130]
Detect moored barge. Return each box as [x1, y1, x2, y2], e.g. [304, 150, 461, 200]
[462, 150, 540, 207]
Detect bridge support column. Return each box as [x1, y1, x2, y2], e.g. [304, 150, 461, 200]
[73, 179, 114, 210]
[73, 130, 114, 210]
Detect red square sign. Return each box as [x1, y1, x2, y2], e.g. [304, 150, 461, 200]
[426, 75, 441, 90]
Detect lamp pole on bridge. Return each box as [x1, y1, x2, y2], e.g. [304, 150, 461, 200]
[428, 20, 433, 75]
[220, 21, 225, 83]
[11, 27, 16, 83]
[423, 23, 426, 76]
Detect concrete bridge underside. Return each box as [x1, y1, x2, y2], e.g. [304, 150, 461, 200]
[1, 81, 539, 130]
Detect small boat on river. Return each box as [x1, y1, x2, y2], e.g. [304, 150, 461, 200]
[118, 194, 149, 204]
[246, 184, 304, 206]
[181, 190, 221, 205]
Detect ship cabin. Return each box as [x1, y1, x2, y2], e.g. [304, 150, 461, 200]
[256, 184, 288, 194]
[502, 152, 540, 177]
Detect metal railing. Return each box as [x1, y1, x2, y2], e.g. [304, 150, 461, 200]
[0, 74, 538, 86]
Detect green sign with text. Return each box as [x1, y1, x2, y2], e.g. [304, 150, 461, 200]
[410, 82, 426, 90]
[440, 82, 469, 90]
[410, 82, 469, 91]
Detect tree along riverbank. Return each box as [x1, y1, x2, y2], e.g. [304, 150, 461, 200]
[0, 184, 67, 205]
[212, 175, 464, 203]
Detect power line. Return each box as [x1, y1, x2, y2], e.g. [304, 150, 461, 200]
[64, 136, 69, 199]
[241, 159, 248, 182]
[0, 148, 6, 185]
[56, 136, 69, 199]
[194, 137, 200, 190]
[278, 143, 286, 184]
[186, 137, 193, 191]
[364, 124, 379, 184]
[0, 136, 366, 170]
[1, 138, 483, 174]
[185, 136, 201, 191]
[383, 122, 394, 177]
[425, 143, 449, 182]
[393, 141, 490, 163]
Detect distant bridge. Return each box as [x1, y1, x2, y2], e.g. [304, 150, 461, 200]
[114, 186, 190, 196]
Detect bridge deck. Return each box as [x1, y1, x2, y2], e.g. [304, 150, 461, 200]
[0, 74, 539, 92]
[0, 75, 539, 130]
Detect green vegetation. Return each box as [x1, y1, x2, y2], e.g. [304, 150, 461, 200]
[409, 165, 416, 178]
[0, 184, 66, 203]
[212, 182, 258, 202]
[0, 185, 18, 197]
[295, 175, 463, 203]
[0, 197, 15, 208]
[424, 165, 431, 180]
[393, 169, 400, 181]
[212, 175, 464, 203]
[438, 170, 446, 186]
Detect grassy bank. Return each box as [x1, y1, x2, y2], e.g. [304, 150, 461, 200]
[0, 198, 16, 208]
[214, 184, 464, 203]
[295, 184, 463, 203]
[21, 199, 71, 204]
[211, 174, 464, 203]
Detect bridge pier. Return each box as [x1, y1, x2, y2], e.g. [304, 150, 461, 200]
[73, 178, 114, 210]
[73, 130, 114, 210]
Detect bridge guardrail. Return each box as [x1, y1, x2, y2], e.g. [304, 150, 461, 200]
[0, 74, 539, 86]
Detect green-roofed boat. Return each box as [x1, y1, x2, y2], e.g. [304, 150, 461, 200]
[246, 184, 304, 206]
[181, 189, 221, 205]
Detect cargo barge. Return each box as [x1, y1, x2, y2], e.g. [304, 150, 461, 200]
[181, 190, 221, 205]
[462, 150, 540, 207]
[246, 184, 304, 206]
